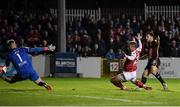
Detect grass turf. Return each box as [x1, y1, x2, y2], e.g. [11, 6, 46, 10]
[0, 78, 180, 106]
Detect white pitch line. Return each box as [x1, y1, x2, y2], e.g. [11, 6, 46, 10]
[6, 91, 163, 105]
[51, 94, 163, 105]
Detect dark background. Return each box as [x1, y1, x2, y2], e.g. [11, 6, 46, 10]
[0, 0, 179, 10]
[66, 0, 180, 8]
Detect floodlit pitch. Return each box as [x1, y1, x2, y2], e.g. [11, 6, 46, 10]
[0, 78, 179, 106]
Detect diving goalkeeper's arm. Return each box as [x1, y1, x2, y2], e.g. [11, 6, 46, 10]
[24, 44, 56, 53]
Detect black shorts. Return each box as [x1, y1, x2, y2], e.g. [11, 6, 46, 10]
[145, 59, 160, 70]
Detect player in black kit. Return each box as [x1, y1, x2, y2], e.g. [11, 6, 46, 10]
[141, 32, 168, 90]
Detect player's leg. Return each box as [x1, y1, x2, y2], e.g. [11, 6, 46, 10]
[141, 69, 150, 84]
[130, 71, 152, 90]
[150, 66, 168, 90]
[1, 74, 24, 83]
[1, 75, 17, 83]
[110, 72, 128, 90]
[110, 74, 126, 90]
[131, 79, 152, 90]
[30, 71, 52, 90]
[0, 67, 24, 83]
[34, 78, 52, 90]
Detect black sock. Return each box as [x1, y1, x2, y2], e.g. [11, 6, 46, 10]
[141, 76, 147, 84]
[155, 72, 165, 85]
[38, 81, 47, 86]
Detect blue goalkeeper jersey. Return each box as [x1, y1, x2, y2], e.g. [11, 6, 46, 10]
[6, 47, 45, 80]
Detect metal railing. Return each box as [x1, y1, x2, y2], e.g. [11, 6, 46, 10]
[50, 4, 180, 23]
[50, 8, 101, 23]
[144, 3, 180, 21]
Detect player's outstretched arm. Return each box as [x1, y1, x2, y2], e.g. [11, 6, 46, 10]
[136, 33, 142, 52]
[44, 44, 56, 51]
[25, 44, 56, 53]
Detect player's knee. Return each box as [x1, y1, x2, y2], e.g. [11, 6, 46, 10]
[110, 77, 116, 83]
[151, 66, 157, 73]
[110, 76, 120, 83]
[142, 70, 148, 78]
[117, 74, 127, 82]
[142, 74, 147, 78]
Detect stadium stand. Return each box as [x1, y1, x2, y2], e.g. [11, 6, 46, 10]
[0, 10, 57, 53]
[0, 10, 179, 57]
[66, 14, 180, 57]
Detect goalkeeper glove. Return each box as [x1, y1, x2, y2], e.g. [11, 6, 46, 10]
[48, 44, 56, 51]
[0, 66, 7, 73]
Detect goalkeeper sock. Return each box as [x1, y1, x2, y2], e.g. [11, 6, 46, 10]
[155, 72, 165, 85]
[38, 81, 47, 86]
[141, 76, 147, 84]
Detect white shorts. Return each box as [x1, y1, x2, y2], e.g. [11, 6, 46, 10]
[117, 71, 137, 82]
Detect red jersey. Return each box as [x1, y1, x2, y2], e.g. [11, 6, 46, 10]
[123, 40, 142, 72]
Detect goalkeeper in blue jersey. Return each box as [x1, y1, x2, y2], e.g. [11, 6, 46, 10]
[0, 39, 56, 90]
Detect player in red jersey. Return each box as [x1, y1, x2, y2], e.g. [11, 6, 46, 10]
[110, 33, 152, 90]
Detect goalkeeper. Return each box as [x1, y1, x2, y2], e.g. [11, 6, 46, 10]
[0, 39, 56, 90]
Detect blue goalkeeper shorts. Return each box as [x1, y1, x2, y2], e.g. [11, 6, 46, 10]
[8, 70, 40, 82]
[20, 70, 39, 81]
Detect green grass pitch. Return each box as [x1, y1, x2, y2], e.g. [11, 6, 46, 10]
[0, 78, 180, 106]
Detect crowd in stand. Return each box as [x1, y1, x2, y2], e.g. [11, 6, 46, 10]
[0, 10, 57, 54]
[0, 9, 179, 57]
[66, 14, 180, 57]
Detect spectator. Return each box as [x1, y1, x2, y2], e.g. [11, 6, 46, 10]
[42, 31, 52, 45]
[66, 34, 73, 52]
[0, 10, 57, 55]
[160, 30, 171, 57]
[83, 46, 92, 57]
[76, 45, 83, 57]
[93, 33, 106, 57]
[19, 37, 27, 47]
[92, 43, 100, 57]
[105, 48, 116, 71]
[0, 9, 179, 57]
[26, 29, 41, 47]
[115, 49, 125, 59]
[170, 40, 179, 57]
[105, 48, 116, 60]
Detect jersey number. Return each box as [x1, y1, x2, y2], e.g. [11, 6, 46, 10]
[16, 53, 23, 63]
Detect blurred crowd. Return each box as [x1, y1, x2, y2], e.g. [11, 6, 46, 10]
[66, 14, 180, 57]
[0, 10, 57, 54]
[0, 9, 179, 57]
